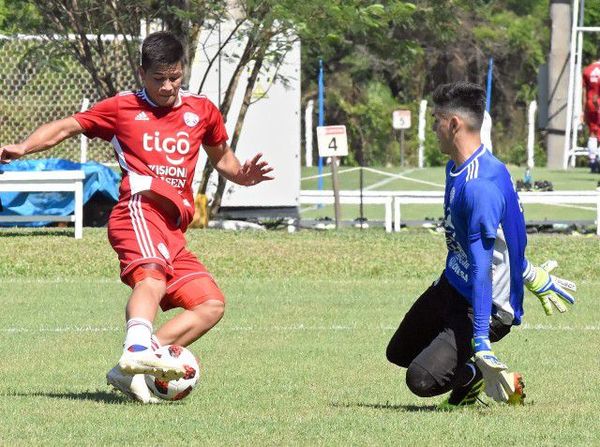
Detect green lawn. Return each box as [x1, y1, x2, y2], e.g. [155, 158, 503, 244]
[300, 166, 600, 223]
[0, 228, 599, 445]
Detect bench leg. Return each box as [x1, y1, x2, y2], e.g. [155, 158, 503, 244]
[385, 198, 392, 233]
[597, 192, 600, 237]
[394, 198, 401, 232]
[74, 180, 83, 239]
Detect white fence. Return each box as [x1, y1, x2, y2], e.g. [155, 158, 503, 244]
[299, 190, 393, 232]
[300, 189, 600, 235]
[0, 171, 85, 238]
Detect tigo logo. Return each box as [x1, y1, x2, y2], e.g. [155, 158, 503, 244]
[142, 131, 190, 166]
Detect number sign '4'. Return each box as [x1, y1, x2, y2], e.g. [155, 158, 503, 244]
[317, 125, 348, 157]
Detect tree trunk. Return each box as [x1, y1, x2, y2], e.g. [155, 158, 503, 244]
[197, 21, 260, 197]
[209, 28, 273, 216]
[197, 19, 246, 94]
[163, 0, 193, 86]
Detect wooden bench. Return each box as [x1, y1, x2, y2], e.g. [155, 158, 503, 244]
[0, 170, 85, 239]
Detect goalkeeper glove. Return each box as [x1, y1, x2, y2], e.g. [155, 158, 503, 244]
[524, 260, 576, 316]
[473, 336, 516, 403]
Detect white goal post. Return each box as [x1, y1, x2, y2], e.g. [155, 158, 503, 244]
[564, 0, 598, 168]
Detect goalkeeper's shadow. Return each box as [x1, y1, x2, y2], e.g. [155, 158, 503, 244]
[330, 401, 438, 412]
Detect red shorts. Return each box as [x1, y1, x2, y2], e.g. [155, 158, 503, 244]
[585, 110, 600, 136]
[108, 195, 224, 311]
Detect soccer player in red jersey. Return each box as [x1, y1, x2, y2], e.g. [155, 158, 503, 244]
[0, 32, 274, 403]
[582, 60, 600, 172]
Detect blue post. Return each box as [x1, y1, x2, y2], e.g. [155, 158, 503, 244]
[485, 57, 493, 112]
[317, 59, 325, 192]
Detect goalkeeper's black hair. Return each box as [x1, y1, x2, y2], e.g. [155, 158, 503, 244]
[432, 82, 486, 131]
[141, 31, 186, 70]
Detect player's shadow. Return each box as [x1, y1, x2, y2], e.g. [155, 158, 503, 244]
[331, 401, 438, 412]
[3, 390, 132, 404]
[0, 229, 75, 238]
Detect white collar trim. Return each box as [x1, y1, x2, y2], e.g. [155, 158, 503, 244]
[449, 145, 485, 177]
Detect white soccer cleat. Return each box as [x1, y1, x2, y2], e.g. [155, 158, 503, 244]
[118, 349, 186, 381]
[106, 366, 160, 404]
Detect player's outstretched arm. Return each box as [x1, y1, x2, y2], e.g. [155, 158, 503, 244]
[0, 117, 84, 163]
[523, 260, 576, 316]
[204, 142, 274, 186]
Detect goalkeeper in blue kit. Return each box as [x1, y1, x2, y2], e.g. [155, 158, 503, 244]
[386, 82, 576, 408]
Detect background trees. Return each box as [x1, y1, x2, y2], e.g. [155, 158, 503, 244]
[1, 0, 596, 168]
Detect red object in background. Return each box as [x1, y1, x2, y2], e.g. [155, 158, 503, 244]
[582, 61, 600, 136]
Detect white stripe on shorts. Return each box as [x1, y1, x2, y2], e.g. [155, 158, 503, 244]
[128, 195, 155, 258]
[134, 196, 156, 257]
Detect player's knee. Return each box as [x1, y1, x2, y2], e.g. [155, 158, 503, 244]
[134, 276, 167, 300]
[128, 263, 167, 297]
[205, 299, 225, 321]
[192, 299, 225, 323]
[386, 340, 410, 368]
[386, 344, 401, 366]
[167, 277, 226, 314]
[405, 362, 439, 398]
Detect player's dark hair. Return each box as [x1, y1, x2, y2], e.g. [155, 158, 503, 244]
[141, 31, 185, 70]
[432, 81, 486, 131]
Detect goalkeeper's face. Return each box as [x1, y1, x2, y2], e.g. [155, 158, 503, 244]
[140, 62, 184, 108]
[432, 108, 453, 154]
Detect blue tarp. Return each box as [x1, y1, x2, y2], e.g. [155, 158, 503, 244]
[0, 158, 120, 226]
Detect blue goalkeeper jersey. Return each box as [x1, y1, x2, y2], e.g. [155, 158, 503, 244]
[443, 144, 527, 337]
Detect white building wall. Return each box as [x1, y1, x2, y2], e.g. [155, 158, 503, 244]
[190, 21, 301, 209]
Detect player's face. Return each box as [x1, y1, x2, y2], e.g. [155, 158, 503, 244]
[432, 109, 452, 154]
[140, 62, 183, 108]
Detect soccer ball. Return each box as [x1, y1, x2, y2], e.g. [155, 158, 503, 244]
[145, 345, 200, 401]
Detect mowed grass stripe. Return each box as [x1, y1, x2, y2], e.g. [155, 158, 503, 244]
[2, 323, 600, 334]
[0, 229, 599, 445]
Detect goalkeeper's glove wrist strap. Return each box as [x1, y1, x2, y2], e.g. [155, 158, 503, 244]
[523, 260, 536, 284]
[473, 336, 491, 353]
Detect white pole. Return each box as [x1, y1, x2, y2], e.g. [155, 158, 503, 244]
[418, 99, 427, 168]
[305, 100, 314, 167]
[597, 187, 600, 237]
[574, 30, 584, 121]
[563, 0, 580, 169]
[571, 28, 584, 167]
[527, 100, 537, 169]
[481, 110, 493, 152]
[80, 97, 90, 163]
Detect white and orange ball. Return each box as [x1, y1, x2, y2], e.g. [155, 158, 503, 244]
[145, 345, 200, 401]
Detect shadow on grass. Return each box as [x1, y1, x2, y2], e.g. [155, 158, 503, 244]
[2, 389, 132, 404]
[0, 229, 74, 238]
[331, 401, 438, 412]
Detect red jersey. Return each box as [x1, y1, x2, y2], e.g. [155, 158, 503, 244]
[583, 61, 600, 112]
[73, 89, 228, 226]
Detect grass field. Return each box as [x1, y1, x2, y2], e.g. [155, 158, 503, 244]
[300, 166, 600, 224]
[1, 228, 599, 445]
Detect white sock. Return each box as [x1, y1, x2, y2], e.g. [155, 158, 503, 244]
[151, 334, 161, 351]
[124, 318, 153, 352]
